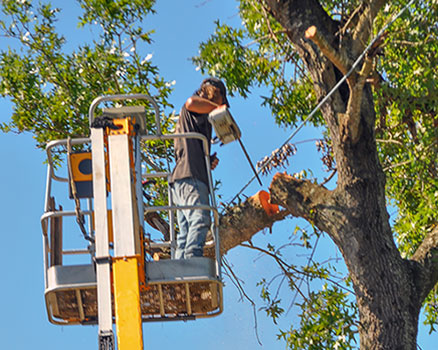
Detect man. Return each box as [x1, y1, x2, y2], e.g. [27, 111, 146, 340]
[170, 77, 229, 259]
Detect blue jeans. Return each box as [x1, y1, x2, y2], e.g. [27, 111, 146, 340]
[171, 178, 211, 259]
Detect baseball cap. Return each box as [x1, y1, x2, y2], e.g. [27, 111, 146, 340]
[200, 77, 230, 107]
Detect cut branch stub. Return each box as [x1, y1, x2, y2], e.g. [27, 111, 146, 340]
[212, 190, 289, 256]
[252, 190, 280, 216]
[270, 172, 319, 219]
[270, 172, 341, 243]
[305, 25, 353, 82]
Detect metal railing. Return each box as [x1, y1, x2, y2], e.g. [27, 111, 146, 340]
[41, 94, 223, 289]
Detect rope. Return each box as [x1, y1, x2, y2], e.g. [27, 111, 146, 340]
[222, 0, 416, 211]
[67, 137, 95, 243]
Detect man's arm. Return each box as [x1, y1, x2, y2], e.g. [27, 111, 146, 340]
[185, 96, 220, 114]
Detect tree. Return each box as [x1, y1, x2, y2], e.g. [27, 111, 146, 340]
[1, 1, 437, 349]
[0, 0, 173, 147]
[194, 0, 438, 349]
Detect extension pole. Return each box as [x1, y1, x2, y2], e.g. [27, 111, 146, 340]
[237, 138, 263, 186]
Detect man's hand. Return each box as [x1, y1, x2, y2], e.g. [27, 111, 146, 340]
[210, 152, 219, 170]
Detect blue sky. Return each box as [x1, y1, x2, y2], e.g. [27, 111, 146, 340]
[1, 1, 437, 349]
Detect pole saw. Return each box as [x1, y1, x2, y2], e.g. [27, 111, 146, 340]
[208, 105, 263, 186]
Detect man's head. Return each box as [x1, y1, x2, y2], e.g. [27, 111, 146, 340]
[197, 77, 230, 107]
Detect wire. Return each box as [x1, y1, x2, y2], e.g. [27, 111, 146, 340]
[222, 0, 416, 210]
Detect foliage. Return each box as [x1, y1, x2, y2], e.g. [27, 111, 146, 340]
[249, 228, 357, 348]
[279, 285, 357, 350]
[0, 0, 173, 147]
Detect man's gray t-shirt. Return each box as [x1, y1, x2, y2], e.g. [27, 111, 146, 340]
[171, 102, 212, 185]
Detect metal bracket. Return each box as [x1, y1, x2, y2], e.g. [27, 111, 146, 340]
[98, 331, 115, 350]
[94, 256, 112, 265]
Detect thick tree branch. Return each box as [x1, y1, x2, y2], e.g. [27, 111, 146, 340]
[369, 0, 389, 20]
[340, 56, 374, 144]
[263, 0, 338, 46]
[411, 226, 438, 300]
[351, 0, 388, 57]
[340, 2, 366, 34]
[305, 26, 353, 79]
[269, 172, 343, 244]
[215, 191, 290, 255]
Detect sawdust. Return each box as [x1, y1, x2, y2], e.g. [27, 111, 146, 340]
[50, 281, 220, 323]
